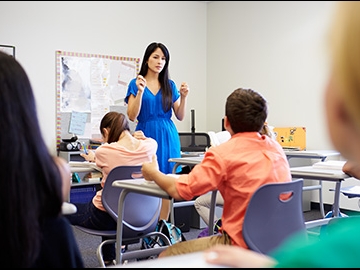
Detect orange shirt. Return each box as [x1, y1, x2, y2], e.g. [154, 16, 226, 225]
[175, 132, 291, 248]
[92, 138, 157, 211]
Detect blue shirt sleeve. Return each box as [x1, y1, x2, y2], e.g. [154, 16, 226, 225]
[170, 80, 180, 102]
[124, 78, 137, 104]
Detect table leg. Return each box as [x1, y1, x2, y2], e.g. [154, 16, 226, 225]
[332, 181, 342, 217]
[169, 199, 175, 224]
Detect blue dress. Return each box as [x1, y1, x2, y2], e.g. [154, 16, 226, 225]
[125, 78, 181, 174]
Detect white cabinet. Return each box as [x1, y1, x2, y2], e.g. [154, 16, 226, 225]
[58, 151, 84, 162]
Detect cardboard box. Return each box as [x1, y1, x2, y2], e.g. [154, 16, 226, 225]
[273, 127, 306, 150]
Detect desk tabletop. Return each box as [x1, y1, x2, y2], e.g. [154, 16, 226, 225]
[168, 156, 204, 164]
[284, 149, 340, 158]
[112, 178, 171, 200]
[69, 161, 102, 173]
[290, 166, 350, 180]
[110, 251, 227, 268]
[181, 151, 205, 157]
[70, 167, 96, 173]
[169, 150, 340, 164]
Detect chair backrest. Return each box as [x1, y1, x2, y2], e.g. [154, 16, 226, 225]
[242, 178, 306, 255]
[178, 132, 211, 152]
[102, 165, 162, 238]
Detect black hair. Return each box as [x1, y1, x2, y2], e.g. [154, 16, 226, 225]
[0, 52, 63, 267]
[139, 42, 173, 112]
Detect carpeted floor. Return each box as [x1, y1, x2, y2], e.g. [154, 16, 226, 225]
[73, 223, 203, 268]
[73, 205, 328, 268]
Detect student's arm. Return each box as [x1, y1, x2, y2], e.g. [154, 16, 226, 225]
[127, 94, 143, 122]
[342, 160, 360, 179]
[54, 156, 72, 201]
[204, 244, 277, 268]
[141, 155, 183, 200]
[127, 76, 145, 121]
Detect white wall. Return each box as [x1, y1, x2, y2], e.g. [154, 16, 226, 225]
[206, 1, 336, 151]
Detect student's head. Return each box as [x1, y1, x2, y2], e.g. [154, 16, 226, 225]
[325, 1, 360, 162]
[100, 111, 130, 143]
[225, 88, 267, 134]
[0, 52, 63, 266]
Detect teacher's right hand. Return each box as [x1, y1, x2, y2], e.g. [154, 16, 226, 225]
[136, 75, 146, 94]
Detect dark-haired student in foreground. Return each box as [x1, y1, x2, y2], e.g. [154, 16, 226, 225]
[0, 51, 84, 267]
[204, 1, 360, 268]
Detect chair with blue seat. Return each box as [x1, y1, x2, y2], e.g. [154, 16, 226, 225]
[242, 178, 307, 255]
[74, 165, 171, 267]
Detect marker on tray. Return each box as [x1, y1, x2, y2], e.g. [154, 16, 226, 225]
[82, 142, 88, 155]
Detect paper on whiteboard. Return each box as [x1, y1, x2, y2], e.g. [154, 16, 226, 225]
[69, 111, 87, 135]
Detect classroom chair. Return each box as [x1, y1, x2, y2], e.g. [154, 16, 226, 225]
[74, 165, 171, 267]
[242, 178, 307, 255]
[178, 132, 211, 152]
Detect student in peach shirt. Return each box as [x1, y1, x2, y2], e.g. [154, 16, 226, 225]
[65, 111, 157, 265]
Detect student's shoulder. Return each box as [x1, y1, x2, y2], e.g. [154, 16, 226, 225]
[94, 143, 113, 155]
[42, 215, 73, 235]
[144, 137, 158, 146]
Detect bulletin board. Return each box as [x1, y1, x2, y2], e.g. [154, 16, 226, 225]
[273, 126, 307, 151]
[56, 50, 140, 149]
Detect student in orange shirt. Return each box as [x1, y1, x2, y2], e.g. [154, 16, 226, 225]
[141, 87, 291, 257]
[194, 123, 275, 228]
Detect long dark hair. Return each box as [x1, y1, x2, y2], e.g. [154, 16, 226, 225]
[139, 42, 173, 112]
[0, 52, 63, 267]
[100, 111, 130, 143]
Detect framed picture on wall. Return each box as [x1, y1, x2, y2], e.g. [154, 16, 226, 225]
[0, 45, 15, 58]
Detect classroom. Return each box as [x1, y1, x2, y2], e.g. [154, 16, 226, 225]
[2, 1, 359, 266]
